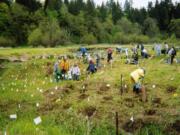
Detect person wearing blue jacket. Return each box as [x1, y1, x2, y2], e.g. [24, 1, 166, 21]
[80, 47, 87, 57]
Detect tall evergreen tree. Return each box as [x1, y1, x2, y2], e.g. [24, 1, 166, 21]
[112, 1, 123, 24]
[16, 0, 41, 12]
[173, 3, 180, 18]
[99, 2, 108, 22]
[85, 0, 96, 16]
[124, 0, 133, 19]
[64, 0, 69, 6]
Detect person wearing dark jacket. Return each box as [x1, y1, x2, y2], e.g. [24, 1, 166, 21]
[107, 48, 113, 63]
[87, 60, 96, 74]
[168, 46, 177, 64]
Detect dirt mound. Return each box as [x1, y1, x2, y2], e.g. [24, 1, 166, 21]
[172, 120, 180, 132]
[123, 116, 161, 133]
[0, 57, 10, 64]
[38, 103, 56, 114]
[0, 100, 18, 112]
[125, 102, 134, 108]
[82, 106, 96, 117]
[81, 83, 88, 93]
[0, 64, 4, 68]
[164, 120, 180, 134]
[79, 94, 89, 100]
[99, 83, 110, 91]
[38, 86, 71, 114]
[124, 98, 134, 108]
[166, 86, 177, 93]
[103, 96, 113, 101]
[152, 97, 161, 104]
[44, 87, 70, 101]
[144, 109, 156, 115]
[66, 84, 75, 90]
[97, 90, 103, 95]
[124, 98, 133, 102]
[63, 103, 72, 109]
[123, 119, 144, 132]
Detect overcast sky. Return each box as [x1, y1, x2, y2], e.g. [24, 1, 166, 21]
[94, 0, 180, 8]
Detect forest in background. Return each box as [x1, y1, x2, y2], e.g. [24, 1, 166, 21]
[0, 0, 180, 47]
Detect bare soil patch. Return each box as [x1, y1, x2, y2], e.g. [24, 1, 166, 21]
[166, 86, 177, 93]
[79, 93, 89, 100]
[81, 106, 96, 117]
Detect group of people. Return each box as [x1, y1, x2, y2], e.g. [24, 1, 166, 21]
[52, 44, 178, 102]
[124, 44, 148, 65]
[154, 43, 177, 64]
[53, 47, 114, 82]
[124, 43, 177, 65]
[54, 57, 81, 82]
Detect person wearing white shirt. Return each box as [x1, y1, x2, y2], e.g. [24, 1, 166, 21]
[142, 49, 149, 58]
[125, 48, 129, 58]
[71, 64, 80, 80]
[165, 42, 169, 54]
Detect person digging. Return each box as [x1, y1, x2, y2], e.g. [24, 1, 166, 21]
[130, 68, 147, 102]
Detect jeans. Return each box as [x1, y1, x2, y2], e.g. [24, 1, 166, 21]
[170, 56, 175, 64]
[73, 74, 79, 81]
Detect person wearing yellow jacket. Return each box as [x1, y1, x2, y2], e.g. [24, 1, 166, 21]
[130, 68, 146, 102]
[59, 56, 69, 79]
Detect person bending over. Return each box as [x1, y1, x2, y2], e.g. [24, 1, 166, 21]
[130, 68, 147, 102]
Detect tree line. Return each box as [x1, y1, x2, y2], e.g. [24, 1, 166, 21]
[0, 0, 180, 47]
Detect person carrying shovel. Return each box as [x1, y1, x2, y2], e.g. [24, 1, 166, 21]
[130, 68, 147, 102]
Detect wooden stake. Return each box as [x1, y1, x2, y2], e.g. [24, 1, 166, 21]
[116, 112, 119, 135]
[120, 74, 123, 95]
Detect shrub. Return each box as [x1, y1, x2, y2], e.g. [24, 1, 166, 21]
[28, 28, 42, 46]
[98, 32, 112, 43]
[28, 18, 70, 47]
[131, 34, 149, 43]
[112, 32, 128, 44]
[117, 18, 141, 34]
[112, 32, 150, 44]
[81, 33, 97, 45]
[143, 17, 160, 38]
[0, 36, 15, 47]
[169, 19, 180, 38]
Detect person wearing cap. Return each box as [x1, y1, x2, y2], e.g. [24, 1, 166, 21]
[130, 68, 147, 102]
[59, 56, 70, 79]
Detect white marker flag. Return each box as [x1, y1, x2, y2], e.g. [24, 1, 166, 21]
[34, 116, 42, 125]
[10, 114, 17, 119]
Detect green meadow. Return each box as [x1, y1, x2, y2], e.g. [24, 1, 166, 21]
[0, 45, 179, 135]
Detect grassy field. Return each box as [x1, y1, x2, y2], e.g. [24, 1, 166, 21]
[0, 45, 180, 135]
